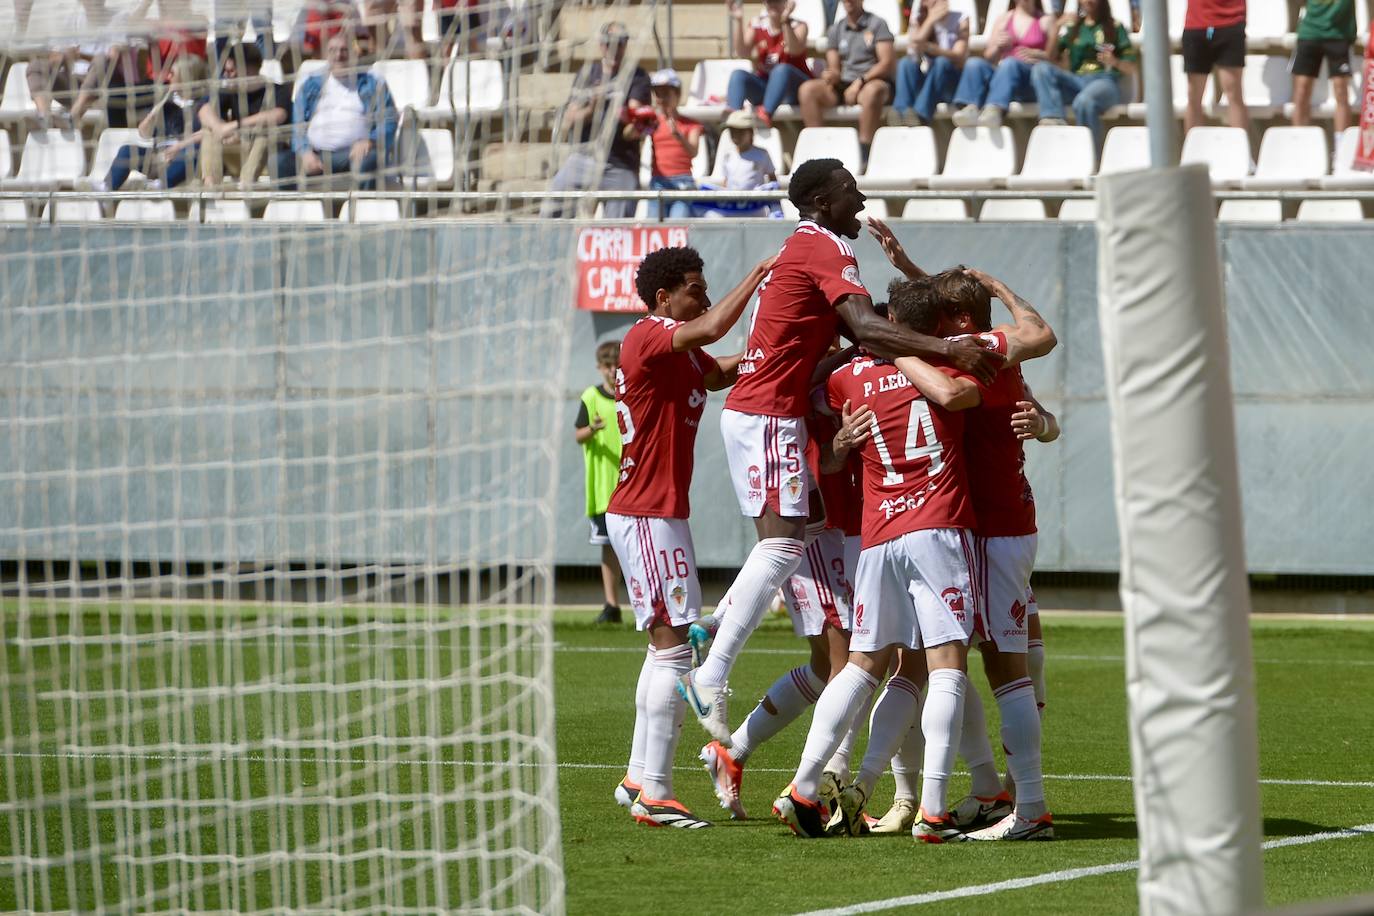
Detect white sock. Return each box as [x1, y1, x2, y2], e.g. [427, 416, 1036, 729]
[641, 644, 692, 802]
[996, 677, 1046, 818]
[825, 685, 874, 781]
[791, 663, 878, 801]
[626, 645, 656, 785]
[960, 682, 1002, 797]
[694, 538, 805, 688]
[891, 722, 924, 801]
[730, 664, 823, 764]
[856, 675, 922, 797]
[1027, 638, 1046, 710]
[919, 668, 966, 818]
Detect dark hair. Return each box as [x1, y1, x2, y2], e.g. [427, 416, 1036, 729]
[887, 278, 944, 336]
[931, 267, 992, 331]
[635, 247, 705, 311]
[595, 340, 621, 365]
[788, 157, 844, 209]
[221, 41, 263, 76]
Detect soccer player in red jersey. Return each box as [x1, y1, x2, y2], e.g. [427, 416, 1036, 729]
[606, 247, 772, 828]
[678, 158, 1003, 746]
[773, 280, 985, 840]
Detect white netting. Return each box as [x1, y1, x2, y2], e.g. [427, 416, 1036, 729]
[0, 0, 651, 909]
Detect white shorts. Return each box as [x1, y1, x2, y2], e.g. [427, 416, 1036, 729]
[850, 528, 978, 654]
[606, 513, 702, 631]
[783, 528, 853, 636]
[972, 533, 1037, 653]
[720, 409, 811, 518]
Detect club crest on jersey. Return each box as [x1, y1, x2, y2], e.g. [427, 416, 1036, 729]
[842, 264, 864, 288]
[671, 585, 686, 608]
[942, 588, 966, 622]
[1010, 600, 1027, 629]
[785, 475, 802, 500]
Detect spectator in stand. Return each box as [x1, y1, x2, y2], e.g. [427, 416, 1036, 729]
[96, 78, 202, 190]
[893, 0, 969, 124]
[1182, 0, 1247, 132]
[1292, 0, 1357, 132]
[718, 109, 777, 189]
[274, 28, 397, 189]
[198, 42, 291, 187]
[435, 0, 484, 58]
[541, 21, 652, 219]
[146, 0, 211, 85]
[727, 0, 811, 129]
[23, 0, 146, 128]
[1031, 0, 1135, 149]
[288, 0, 357, 73]
[645, 70, 704, 219]
[1049, 0, 1141, 32]
[798, 0, 895, 166]
[950, 0, 1056, 129]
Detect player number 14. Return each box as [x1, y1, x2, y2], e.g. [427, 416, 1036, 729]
[868, 400, 944, 485]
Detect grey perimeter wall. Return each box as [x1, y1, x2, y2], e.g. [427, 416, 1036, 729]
[2, 221, 1370, 576]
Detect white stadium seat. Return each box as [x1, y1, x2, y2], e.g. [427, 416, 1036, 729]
[259, 59, 285, 84]
[1294, 199, 1364, 222]
[2, 129, 86, 189]
[928, 127, 1017, 190]
[900, 198, 971, 220]
[339, 199, 402, 222]
[372, 60, 432, 112]
[786, 126, 862, 178]
[978, 198, 1047, 221]
[1180, 126, 1252, 186]
[401, 128, 457, 189]
[1247, 2, 1291, 46]
[113, 199, 178, 221]
[1006, 125, 1095, 190]
[1213, 55, 1289, 119]
[857, 199, 889, 221]
[1127, 55, 1202, 119]
[1319, 127, 1374, 189]
[0, 63, 49, 121]
[681, 59, 751, 121]
[42, 199, 104, 221]
[1241, 126, 1328, 190]
[1217, 199, 1281, 223]
[792, 0, 830, 40]
[202, 199, 251, 222]
[263, 199, 326, 222]
[0, 200, 30, 221]
[1058, 198, 1099, 221]
[1098, 126, 1151, 177]
[421, 59, 504, 120]
[85, 129, 147, 188]
[0, 132, 10, 180]
[866, 0, 903, 32]
[858, 126, 938, 190]
[710, 125, 785, 183]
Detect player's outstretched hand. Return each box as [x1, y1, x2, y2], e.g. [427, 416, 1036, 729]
[947, 335, 1005, 385]
[866, 217, 923, 279]
[1011, 400, 1047, 440]
[835, 399, 875, 453]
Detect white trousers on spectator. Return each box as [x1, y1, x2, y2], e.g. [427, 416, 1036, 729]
[540, 151, 640, 218]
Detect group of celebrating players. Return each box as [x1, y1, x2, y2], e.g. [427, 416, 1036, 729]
[603, 156, 1061, 841]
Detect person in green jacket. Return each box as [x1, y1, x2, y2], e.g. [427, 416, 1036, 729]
[1292, 0, 1361, 132]
[574, 340, 626, 623]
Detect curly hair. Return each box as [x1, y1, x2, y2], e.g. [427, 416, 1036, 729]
[634, 246, 705, 311]
[788, 157, 845, 209]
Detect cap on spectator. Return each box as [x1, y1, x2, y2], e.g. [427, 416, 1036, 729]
[650, 69, 681, 89]
[724, 109, 755, 130]
[600, 21, 630, 45]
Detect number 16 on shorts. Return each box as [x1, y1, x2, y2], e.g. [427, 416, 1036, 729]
[605, 513, 703, 630]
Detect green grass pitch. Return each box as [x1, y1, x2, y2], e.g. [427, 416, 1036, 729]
[557, 611, 1374, 915]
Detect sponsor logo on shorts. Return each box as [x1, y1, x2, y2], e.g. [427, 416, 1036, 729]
[670, 585, 686, 608]
[1010, 600, 1027, 629]
[631, 578, 643, 602]
[785, 475, 802, 500]
[854, 603, 865, 630]
[789, 580, 812, 612]
[942, 587, 966, 623]
[748, 465, 762, 490]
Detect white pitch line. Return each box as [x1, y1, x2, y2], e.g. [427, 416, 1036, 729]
[3, 750, 1370, 789]
[553, 646, 1374, 666]
[794, 823, 1374, 916]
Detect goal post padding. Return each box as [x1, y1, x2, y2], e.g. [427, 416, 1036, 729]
[1096, 164, 1264, 915]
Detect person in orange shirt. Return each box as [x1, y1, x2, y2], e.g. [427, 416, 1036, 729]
[644, 70, 705, 219]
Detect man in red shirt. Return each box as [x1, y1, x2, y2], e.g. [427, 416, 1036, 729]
[1182, 0, 1249, 131]
[773, 279, 985, 840]
[677, 158, 1002, 749]
[605, 247, 772, 829]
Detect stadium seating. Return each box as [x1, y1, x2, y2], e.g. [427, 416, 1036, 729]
[340, 199, 402, 221]
[1247, 2, 1292, 48]
[202, 199, 251, 222]
[41, 199, 104, 221]
[84, 129, 146, 189]
[901, 198, 971, 220]
[1217, 199, 1281, 223]
[928, 127, 1017, 189]
[0, 200, 29, 221]
[0, 63, 43, 122]
[682, 58, 751, 121]
[786, 127, 862, 178]
[979, 198, 1048, 221]
[1006, 125, 1095, 190]
[1098, 126, 1151, 177]
[1126, 54, 1201, 120]
[1294, 199, 1364, 222]
[791, 0, 829, 40]
[709, 126, 786, 184]
[857, 199, 889, 221]
[1058, 198, 1099, 221]
[373, 60, 432, 112]
[400, 128, 457, 190]
[857, 127, 938, 190]
[263, 199, 326, 221]
[3, 130, 86, 190]
[1180, 127, 1252, 186]
[421, 59, 504, 121]
[1241, 126, 1328, 189]
[0, 132, 10, 180]
[113, 199, 178, 221]
[1216, 55, 1290, 119]
[1320, 127, 1374, 189]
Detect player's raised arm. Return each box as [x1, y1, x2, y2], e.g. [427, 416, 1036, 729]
[670, 256, 774, 352]
[964, 267, 1057, 366]
[894, 356, 982, 411]
[835, 295, 1003, 385]
[866, 216, 927, 280]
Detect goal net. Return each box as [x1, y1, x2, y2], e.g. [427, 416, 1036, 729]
[0, 0, 647, 910]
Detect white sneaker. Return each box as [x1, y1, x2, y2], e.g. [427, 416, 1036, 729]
[613, 777, 640, 810]
[700, 741, 747, 820]
[965, 810, 1055, 841]
[676, 670, 733, 745]
[818, 770, 844, 815]
[977, 106, 1003, 129]
[1039, 116, 1067, 126]
[869, 798, 917, 835]
[952, 104, 980, 128]
[948, 791, 1014, 830]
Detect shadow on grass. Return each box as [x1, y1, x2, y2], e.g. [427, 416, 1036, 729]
[1048, 813, 1343, 842]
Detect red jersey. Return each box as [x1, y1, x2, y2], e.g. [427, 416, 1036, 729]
[606, 315, 714, 519]
[726, 221, 870, 418]
[961, 331, 1036, 537]
[651, 115, 704, 177]
[1184, 0, 1245, 30]
[807, 412, 863, 536]
[750, 15, 811, 77]
[827, 354, 976, 547]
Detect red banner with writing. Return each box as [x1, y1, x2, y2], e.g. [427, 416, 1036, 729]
[575, 225, 690, 312]
[1355, 34, 1374, 172]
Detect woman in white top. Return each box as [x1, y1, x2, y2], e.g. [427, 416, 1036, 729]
[892, 0, 970, 123]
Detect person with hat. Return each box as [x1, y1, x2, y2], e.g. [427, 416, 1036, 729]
[645, 69, 705, 219]
[718, 109, 777, 191]
[541, 20, 652, 218]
